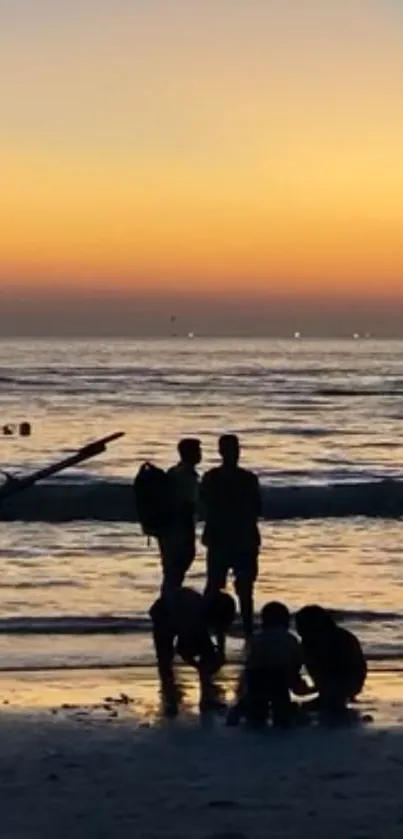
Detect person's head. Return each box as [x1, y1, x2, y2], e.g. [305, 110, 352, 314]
[178, 437, 202, 466]
[203, 591, 236, 633]
[218, 434, 240, 467]
[295, 605, 336, 640]
[260, 601, 290, 630]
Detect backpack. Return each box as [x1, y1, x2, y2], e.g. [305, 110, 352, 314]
[133, 462, 171, 538]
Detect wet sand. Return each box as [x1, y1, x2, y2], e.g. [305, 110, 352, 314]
[0, 667, 403, 838]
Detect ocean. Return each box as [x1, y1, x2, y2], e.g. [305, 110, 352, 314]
[0, 337, 403, 672]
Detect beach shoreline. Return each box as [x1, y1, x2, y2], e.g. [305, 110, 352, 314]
[0, 667, 402, 838]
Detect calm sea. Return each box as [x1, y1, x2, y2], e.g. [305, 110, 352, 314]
[0, 337, 403, 671]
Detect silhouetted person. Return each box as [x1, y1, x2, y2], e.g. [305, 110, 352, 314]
[295, 605, 367, 718]
[227, 601, 310, 728]
[159, 438, 202, 594]
[19, 422, 31, 437]
[149, 587, 236, 716]
[201, 434, 261, 642]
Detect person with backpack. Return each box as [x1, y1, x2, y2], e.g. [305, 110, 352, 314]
[134, 438, 202, 593]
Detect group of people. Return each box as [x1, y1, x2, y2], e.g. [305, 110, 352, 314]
[155, 433, 260, 639]
[136, 434, 368, 725]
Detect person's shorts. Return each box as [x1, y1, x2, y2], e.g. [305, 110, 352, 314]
[158, 531, 195, 588]
[206, 547, 259, 592]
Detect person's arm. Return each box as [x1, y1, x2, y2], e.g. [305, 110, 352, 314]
[179, 650, 199, 669]
[198, 634, 224, 674]
[290, 640, 316, 696]
[199, 473, 212, 545]
[291, 672, 315, 696]
[252, 473, 262, 519]
[199, 472, 210, 516]
[176, 630, 220, 671]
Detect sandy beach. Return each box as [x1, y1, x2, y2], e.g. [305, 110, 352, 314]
[0, 667, 402, 839]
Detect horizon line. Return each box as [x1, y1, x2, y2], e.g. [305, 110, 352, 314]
[0, 333, 402, 341]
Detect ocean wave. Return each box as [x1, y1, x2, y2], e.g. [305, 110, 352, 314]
[315, 387, 403, 398]
[269, 427, 340, 438]
[1, 477, 403, 522]
[0, 615, 144, 635]
[6, 364, 365, 380]
[0, 580, 83, 591]
[0, 607, 400, 637]
[331, 608, 403, 624]
[352, 441, 402, 450]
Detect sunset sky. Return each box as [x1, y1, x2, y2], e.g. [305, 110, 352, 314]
[1, 0, 403, 335]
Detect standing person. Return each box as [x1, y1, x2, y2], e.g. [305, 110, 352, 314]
[159, 438, 202, 593]
[201, 434, 262, 643]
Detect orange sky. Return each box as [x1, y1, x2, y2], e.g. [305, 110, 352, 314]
[1, 0, 403, 332]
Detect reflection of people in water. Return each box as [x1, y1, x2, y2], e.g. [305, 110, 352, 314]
[201, 434, 261, 644]
[158, 438, 202, 594]
[149, 587, 236, 717]
[227, 602, 311, 728]
[295, 605, 367, 717]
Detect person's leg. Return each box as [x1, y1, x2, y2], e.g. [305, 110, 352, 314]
[198, 668, 227, 712]
[346, 668, 367, 703]
[319, 686, 350, 719]
[204, 548, 229, 658]
[179, 533, 196, 584]
[159, 532, 194, 595]
[302, 695, 322, 712]
[226, 670, 249, 726]
[196, 634, 227, 713]
[230, 670, 292, 728]
[268, 671, 293, 728]
[149, 599, 180, 716]
[234, 550, 258, 640]
[158, 532, 175, 595]
[204, 548, 228, 594]
[243, 668, 270, 728]
[236, 576, 254, 640]
[303, 681, 349, 719]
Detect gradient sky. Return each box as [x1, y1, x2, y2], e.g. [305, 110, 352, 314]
[1, 0, 403, 335]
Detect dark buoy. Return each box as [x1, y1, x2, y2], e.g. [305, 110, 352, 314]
[19, 422, 31, 437]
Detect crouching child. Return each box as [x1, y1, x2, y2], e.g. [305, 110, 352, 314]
[149, 587, 236, 716]
[295, 605, 367, 720]
[227, 601, 311, 728]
